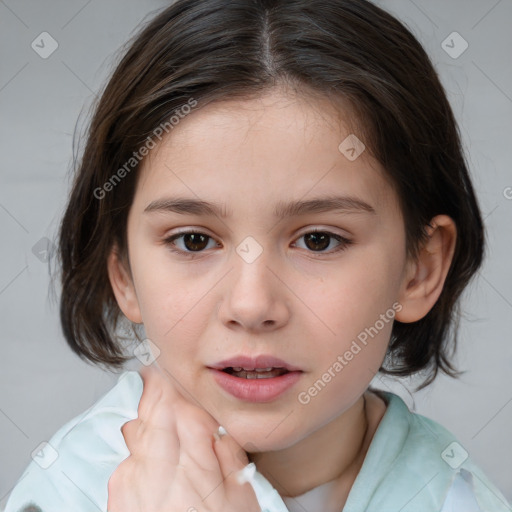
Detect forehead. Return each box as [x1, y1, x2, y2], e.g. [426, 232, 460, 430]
[133, 88, 400, 219]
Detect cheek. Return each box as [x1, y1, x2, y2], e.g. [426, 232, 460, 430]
[130, 250, 214, 348]
[293, 317, 393, 432]
[290, 246, 403, 385]
[294, 252, 403, 339]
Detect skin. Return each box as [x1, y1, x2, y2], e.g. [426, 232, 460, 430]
[107, 87, 457, 509]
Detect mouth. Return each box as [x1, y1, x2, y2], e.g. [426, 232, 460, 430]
[209, 354, 302, 373]
[221, 367, 290, 379]
[208, 355, 303, 402]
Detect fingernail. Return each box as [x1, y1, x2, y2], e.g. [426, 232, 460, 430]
[213, 425, 227, 442]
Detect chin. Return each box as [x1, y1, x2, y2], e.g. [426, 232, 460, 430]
[225, 422, 306, 454]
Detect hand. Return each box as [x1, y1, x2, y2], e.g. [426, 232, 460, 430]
[107, 364, 261, 512]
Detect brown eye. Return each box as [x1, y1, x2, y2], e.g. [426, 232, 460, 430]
[164, 231, 218, 254]
[181, 233, 209, 251]
[303, 232, 331, 251]
[294, 230, 353, 254]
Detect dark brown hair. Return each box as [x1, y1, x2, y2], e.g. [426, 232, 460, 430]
[56, 0, 484, 390]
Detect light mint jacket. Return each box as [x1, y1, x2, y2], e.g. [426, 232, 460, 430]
[4, 371, 511, 512]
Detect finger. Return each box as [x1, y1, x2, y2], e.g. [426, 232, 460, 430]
[137, 365, 179, 422]
[212, 430, 260, 510]
[175, 403, 225, 505]
[213, 428, 250, 478]
[121, 417, 179, 462]
[140, 364, 201, 423]
[131, 367, 182, 461]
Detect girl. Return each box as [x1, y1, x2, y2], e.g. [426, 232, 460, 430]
[4, 0, 511, 510]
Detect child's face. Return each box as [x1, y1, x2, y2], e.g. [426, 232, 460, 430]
[116, 89, 414, 450]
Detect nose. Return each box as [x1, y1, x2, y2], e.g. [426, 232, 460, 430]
[217, 246, 290, 333]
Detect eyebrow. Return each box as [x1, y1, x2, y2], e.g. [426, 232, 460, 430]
[144, 195, 376, 219]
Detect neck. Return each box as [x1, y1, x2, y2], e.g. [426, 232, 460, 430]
[249, 393, 369, 498]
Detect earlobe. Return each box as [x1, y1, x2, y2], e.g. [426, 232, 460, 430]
[107, 246, 143, 324]
[395, 215, 457, 323]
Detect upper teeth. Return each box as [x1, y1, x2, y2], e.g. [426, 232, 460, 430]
[232, 366, 275, 372]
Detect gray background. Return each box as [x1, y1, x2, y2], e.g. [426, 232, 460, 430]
[1, 0, 511, 506]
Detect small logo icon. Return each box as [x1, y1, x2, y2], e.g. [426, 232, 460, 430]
[31, 237, 54, 263]
[441, 441, 468, 469]
[31, 441, 59, 469]
[338, 134, 366, 161]
[236, 236, 263, 264]
[441, 32, 468, 59]
[31, 32, 59, 59]
[134, 338, 161, 366]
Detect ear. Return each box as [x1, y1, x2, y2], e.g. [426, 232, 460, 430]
[395, 215, 457, 323]
[107, 244, 143, 324]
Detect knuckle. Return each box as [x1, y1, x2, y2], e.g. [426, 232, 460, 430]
[177, 409, 215, 439]
[121, 418, 139, 440]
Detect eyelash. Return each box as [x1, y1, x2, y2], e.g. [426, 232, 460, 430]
[162, 229, 353, 258]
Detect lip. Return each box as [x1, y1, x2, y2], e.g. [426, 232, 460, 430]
[209, 368, 302, 403]
[208, 354, 302, 372]
[207, 354, 303, 403]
